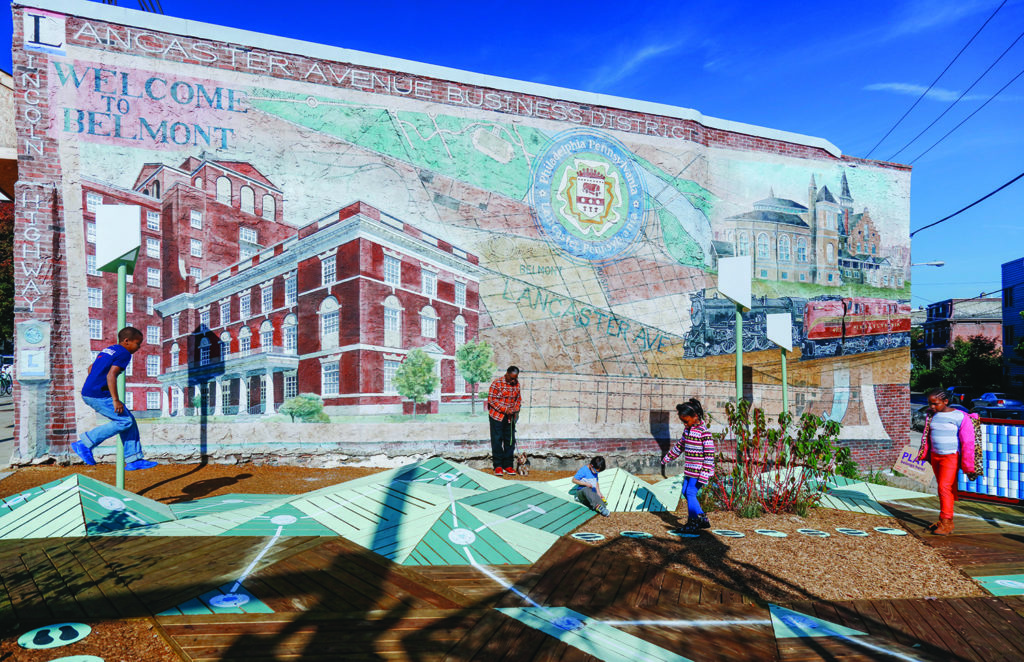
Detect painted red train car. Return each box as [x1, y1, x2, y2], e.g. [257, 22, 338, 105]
[801, 297, 911, 358]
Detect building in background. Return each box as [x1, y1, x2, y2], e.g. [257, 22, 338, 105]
[921, 297, 1003, 368]
[1003, 258, 1024, 391]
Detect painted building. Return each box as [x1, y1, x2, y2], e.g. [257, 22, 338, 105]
[1003, 258, 1024, 391]
[12, 0, 913, 469]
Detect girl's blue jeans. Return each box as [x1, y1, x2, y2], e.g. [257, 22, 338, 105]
[682, 476, 705, 518]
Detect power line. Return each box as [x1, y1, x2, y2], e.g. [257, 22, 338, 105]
[864, 0, 1006, 159]
[910, 170, 1024, 237]
[887, 29, 1024, 161]
[910, 65, 1024, 163]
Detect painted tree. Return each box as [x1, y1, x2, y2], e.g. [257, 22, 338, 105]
[394, 349, 439, 417]
[455, 340, 496, 414]
[279, 393, 330, 422]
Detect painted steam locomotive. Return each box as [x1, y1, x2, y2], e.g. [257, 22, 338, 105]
[683, 291, 911, 360]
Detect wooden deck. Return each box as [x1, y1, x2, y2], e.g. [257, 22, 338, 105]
[2, 496, 1024, 660]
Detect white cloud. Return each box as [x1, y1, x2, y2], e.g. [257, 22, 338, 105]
[586, 41, 683, 91]
[863, 82, 988, 102]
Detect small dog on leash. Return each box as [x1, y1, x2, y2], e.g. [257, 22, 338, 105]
[515, 452, 531, 476]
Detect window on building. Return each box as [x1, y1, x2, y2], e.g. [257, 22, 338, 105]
[1006, 286, 1014, 308]
[240, 186, 255, 214]
[420, 305, 438, 338]
[220, 332, 231, 358]
[190, 267, 202, 281]
[322, 361, 339, 396]
[88, 287, 103, 308]
[760, 269, 768, 278]
[190, 210, 203, 229]
[796, 238, 808, 263]
[285, 275, 297, 306]
[147, 297, 154, 315]
[220, 300, 231, 325]
[86, 192, 102, 212]
[778, 235, 791, 262]
[384, 255, 401, 286]
[239, 227, 257, 244]
[199, 338, 211, 366]
[826, 243, 835, 263]
[321, 256, 336, 286]
[124, 359, 132, 376]
[87, 222, 96, 243]
[125, 391, 133, 410]
[199, 309, 210, 328]
[455, 370, 466, 394]
[240, 292, 251, 319]
[421, 269, 437, 298]
[455, 281, 466, 307]
[147, 355, 160, 376]
[193, 177, 203, 189]
[756, 233, 770, 259]
[260, 320, 274, 350]
[383, 360, 399, 395]
[781, 271, 788, 280]
[261, 286, 273, 313]
[384, 295, 402, 348]
[240, 244, 258, 261]
[239, 328, 252, 355]
[284, 372, 297, 399]
[147, 325, 160, 345]
[146, 210, 160, 231]
[150, 181, 161, 199]
[454, 315, 466, 347]
[147, 267, 160, 288]
[216, 177, 231, 204]
[147, 391, 159, 411]
[146, 237, 160, 258]
[283, 314, 298, 354]
[89, 318, 102, 340]
[125, 293, 133, 313]
[171, 315, 179, 337]
[87, 255, 98, 276]
[190, 239, 203, 257]
[319, 297, 340, 349]
[736, 232, 750, 256]
[262, 194, 276, 221]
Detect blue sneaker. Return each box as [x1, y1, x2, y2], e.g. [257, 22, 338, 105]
[72, 441, 96, 466]
[125, 459, 158, 471]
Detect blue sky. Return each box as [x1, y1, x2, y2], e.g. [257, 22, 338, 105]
[5, 0, 1023, 309]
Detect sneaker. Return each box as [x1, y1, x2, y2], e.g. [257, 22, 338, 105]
[72, 441, 96, 466]
[697, 514, 711, 529]
[125, 459, 158, 471]
[494, 467, 504, 475]
[598, 506, 610, 517]
[504, 467, 515, 476]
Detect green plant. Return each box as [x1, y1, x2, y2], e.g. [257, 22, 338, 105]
[394, 349, 439, 417]
[279, 393, 330, 422]
[455, 340, 496, 414]
[860, 470, 891, 486]
[706, 400, 854, 516]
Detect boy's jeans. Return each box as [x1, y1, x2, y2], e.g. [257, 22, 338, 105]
[80, 395, 143, 463]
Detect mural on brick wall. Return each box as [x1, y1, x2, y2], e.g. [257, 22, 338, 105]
[12, 3, 912, 464]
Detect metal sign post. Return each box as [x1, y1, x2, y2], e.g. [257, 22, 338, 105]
[766, 313, 794, 415]
[95, 205, 141, 490]
[717, 256, 752, 404]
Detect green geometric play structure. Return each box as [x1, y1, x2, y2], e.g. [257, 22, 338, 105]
[0, 458, 676, 566]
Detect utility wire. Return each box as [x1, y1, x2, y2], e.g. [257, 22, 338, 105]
[910, 170, 1024, 236]
[887, 29, 1024, 161]
[910, 65, 1024, 163]
[865, 0, 1006, 159]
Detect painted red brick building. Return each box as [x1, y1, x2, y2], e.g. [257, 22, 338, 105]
[155, 200, 483, 416]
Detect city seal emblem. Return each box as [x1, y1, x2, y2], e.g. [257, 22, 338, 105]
[530, 129, 647, 262]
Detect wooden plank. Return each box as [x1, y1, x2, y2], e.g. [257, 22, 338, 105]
[902, 598, 984, 662]
[443, 608, 514, 662]
[677, 577, 703, 605]
[77, 538, 151, 617]
[17, 543, 87, 620]
[40, 539, 121, 619]
[944, 597, 1024, 660]
[1, 553, 53, 621]
[966, 597, 1024, 657]
[655, 571, 683, 609]
[583, 547, 631, 608]
[543, 544, 602, 607]
[850, 600, 914, 648]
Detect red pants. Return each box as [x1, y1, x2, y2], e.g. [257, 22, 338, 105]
[929, 452, 959, 520]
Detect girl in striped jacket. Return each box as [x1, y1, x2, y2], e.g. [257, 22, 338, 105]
[662, 398, 715, 534]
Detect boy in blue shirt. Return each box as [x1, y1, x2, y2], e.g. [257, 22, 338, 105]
[73, 327, 157, 471]
[572, 456, 609, 516]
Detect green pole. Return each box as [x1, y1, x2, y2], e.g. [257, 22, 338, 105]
[735, 304, 743, 404]
[116, 263, 126, 490]
[781, 348, 789, 415]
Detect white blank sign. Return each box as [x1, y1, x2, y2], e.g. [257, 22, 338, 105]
[766, 313, 793, 351]
[718, 256, 751, 310]
[95, 204, 141, 273]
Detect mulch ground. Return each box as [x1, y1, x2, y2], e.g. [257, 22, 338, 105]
[0, 461, 986, 661]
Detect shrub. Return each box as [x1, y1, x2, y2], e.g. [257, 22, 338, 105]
[706, 400, 855, 516]
[279, 393, 330, 423]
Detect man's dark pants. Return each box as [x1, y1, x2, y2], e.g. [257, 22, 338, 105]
[489, 415, 515, 469]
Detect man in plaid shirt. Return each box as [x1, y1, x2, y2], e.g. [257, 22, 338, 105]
[487, 366, 522, 475]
